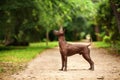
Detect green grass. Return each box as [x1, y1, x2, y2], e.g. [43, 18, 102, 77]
[93, 41, 111, 48]
[0, 67, 4, 73]
[0, 42, 58, 63]
[94, 41, 120, 54]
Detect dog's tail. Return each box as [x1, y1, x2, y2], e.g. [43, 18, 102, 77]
[87, 38, 92, 47]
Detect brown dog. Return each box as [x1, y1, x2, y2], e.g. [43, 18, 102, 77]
[54, 27, 94, 71]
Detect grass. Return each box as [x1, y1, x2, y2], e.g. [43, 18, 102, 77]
[0, 42, 58, 63]
[93, 41, 111, 48]
[93, 41, 120, 54]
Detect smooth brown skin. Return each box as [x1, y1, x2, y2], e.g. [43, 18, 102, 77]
[54, 27, 94, 71]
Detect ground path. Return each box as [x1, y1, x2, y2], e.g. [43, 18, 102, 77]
[10, 43, 120, 80]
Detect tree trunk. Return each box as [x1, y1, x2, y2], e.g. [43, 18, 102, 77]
[46, 29, 49, 46]
[110, 1, 120, 33]
[95, 25, 101, 41]
[4, 27, 12, 46]
[4, 32, 11, 45]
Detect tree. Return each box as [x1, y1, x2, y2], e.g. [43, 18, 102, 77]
[35, 0, 75, 45]
[0, 0, 41, 45]
[95, 0, 120, 44]
[37, 0, 97, 42]
[63, 0, 97, 41]
[0, 0, 101, 45]
[110, 0, 120, 33]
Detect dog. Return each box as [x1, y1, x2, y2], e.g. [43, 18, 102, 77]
[54, 27, 94, 71]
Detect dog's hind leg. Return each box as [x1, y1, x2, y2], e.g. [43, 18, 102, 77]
[82, 49, 94, 70]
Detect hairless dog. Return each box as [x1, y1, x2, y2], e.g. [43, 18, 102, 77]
[54, 27, 94, 71]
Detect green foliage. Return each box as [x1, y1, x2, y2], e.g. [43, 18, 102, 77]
[96, 32, 105, 40]
[2, 0, 120, 43]
[61, 0, 97, 41]
[0, 0, 98, 42]
[95, 0, 120, 43]
[113, 42, 120, 53]
[34, 0, 98, 41]
[65, 16, 89, 40]
[0, 0, 42, 42]
[0, 42, 58, 63]
[103, 35, 111, 43]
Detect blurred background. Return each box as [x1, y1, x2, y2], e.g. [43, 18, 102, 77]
[0, 0, 120, 46]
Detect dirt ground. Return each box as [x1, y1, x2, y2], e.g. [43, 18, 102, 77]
[3, 43, 120, 80]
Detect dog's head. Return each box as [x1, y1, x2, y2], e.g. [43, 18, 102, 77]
[54, 27, 64, 36]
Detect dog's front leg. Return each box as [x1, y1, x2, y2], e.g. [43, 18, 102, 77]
[60, 54, 64, 71]
[64, 55, 67, 71]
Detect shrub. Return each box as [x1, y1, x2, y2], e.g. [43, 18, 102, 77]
[103, 35, 111, 43]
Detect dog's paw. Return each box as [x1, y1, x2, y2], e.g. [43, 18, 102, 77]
[59, 69, 63, 71]
[89, 68, 94, 71]
[64, 69, 67, 71]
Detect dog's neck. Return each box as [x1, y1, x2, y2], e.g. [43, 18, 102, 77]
[58, 35, 66, 48]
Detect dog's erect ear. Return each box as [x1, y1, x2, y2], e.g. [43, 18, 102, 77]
[59, 26, 63, 32]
